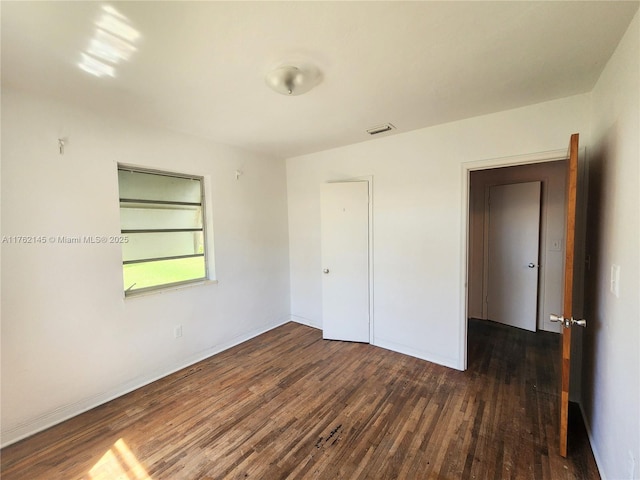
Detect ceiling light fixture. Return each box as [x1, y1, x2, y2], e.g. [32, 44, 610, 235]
[265, 64, 322, 96]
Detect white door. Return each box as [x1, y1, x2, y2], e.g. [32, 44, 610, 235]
[321, 181, 370, 342]
[487, 181, 541, 331]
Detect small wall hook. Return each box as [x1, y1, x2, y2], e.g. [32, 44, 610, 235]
[58, 138, 66, 155]
[235, 170, 243, 180]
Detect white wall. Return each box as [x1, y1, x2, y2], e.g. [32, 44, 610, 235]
[583, 11, 639, 480]
[287, 93, 590, 370]
[0, 88, 291, 446]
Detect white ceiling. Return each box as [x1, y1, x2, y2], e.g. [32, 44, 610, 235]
[2, 1, 638, 159]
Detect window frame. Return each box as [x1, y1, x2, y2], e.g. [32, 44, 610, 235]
[118, 164, 210, 297]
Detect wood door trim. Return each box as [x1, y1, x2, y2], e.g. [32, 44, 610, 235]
[560, 133, 579, 458]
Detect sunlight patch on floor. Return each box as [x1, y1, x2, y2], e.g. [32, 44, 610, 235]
[89, 438, 152, 480]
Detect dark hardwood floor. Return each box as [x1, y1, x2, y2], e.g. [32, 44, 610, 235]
[1, 320, 599, 479]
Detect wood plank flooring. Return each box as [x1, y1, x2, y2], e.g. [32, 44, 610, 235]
[1, 320, 600, 479]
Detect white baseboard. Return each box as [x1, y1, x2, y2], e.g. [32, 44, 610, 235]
[1, 318, 289, 448]
[579, 402, 606, 480]
[289, 314, 321, 330]
[374, 337, 461, 370]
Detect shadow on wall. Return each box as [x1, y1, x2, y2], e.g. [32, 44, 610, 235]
[580, 128, 614, 427]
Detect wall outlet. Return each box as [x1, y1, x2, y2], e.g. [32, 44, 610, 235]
[174, 325, 183, 338]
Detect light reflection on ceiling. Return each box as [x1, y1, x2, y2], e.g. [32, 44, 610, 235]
[78, 4, 140, 78]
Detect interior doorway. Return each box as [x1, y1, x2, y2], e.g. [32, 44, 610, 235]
[462, 143, 590, 456]
[467, 161, 567, 334]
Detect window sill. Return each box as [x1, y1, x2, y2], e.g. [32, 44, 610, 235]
[123, 278, 218, 300]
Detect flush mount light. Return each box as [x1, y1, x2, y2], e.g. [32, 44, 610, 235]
[265, 64, 322, 96]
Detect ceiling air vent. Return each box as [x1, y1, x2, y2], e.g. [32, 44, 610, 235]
[366, 123, 396, 136]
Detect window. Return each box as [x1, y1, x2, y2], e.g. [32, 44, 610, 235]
[118, 166, 208, 295]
